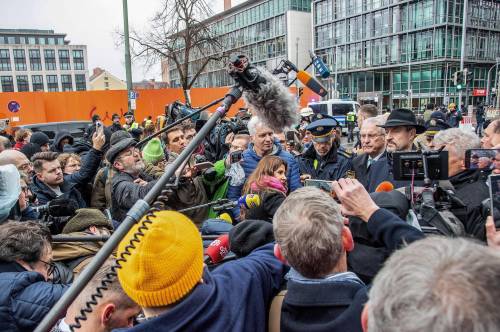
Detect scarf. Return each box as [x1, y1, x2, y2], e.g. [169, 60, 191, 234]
[250, 175, 287, 194]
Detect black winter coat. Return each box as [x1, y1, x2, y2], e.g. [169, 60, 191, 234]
[0, 261, 69, 332]
[297, 145, 352, 181]
[111, 171, 157, 222]
[31, 148, 102, 208]
[449, 169, 490, 240]
[51, 131, 74, 153]
[245, 190, 286, 223]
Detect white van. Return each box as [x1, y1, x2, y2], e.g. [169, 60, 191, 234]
[307, 100, 361, 134]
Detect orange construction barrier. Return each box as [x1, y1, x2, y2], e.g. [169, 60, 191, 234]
[0, 87, 315, 128]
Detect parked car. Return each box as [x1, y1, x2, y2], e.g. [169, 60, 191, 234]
[11, 121, 91, 143]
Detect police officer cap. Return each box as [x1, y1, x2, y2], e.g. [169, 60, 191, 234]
[309, 113, 341, 125]
[425, 118, 451, 136]
[306, 118, 339, 143]
[106, 138, 137, 164]
[124, 111, 134, 118]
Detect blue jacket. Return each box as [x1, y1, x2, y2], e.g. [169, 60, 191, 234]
[280, 208, 424, 332]
[227, 143, 301, 219]
[0, 262, 69, 332]
[297, 145, 352, 181]
[31, 148, 102, 208]
[118, 244, 286, 332]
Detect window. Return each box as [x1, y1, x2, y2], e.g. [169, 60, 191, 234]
[1, 76, 14, 92]
[16, 75, 29, 92]
[29, 49, 42, 71]
[32, 75, 44, 91]
[0, 49, 10, 71]
[104, 82, 109, 88]
[13, 49, 27, 71]
[75, 74, 86, 91]
[44, 49, 56, 70]
[59, 50, 70, 70]
[46, 75, 58, 92]
[28, 37, 36, 45]
[61, 74, 73, 91]
[72, 50, 84, 70]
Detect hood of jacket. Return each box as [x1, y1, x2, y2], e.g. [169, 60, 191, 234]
[52, 131, 74, 152]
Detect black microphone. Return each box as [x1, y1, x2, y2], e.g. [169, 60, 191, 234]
[228, 55, 299, 133]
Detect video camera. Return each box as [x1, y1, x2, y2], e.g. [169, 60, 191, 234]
[391, 150, 465, 236]
[33, 198, 79, 234]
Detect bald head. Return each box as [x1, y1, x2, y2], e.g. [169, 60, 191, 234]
[0, 149, 33, 174]
[0, 136, 10, 153]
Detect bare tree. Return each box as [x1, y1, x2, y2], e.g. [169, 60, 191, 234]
[128, 0, 222, 105]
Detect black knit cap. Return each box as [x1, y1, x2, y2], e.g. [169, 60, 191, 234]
[30, 132, 50, 146]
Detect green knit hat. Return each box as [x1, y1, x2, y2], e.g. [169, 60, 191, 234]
[142, 138, 164, 164]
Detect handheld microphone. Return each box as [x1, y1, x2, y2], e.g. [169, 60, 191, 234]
[238, 194, 261, 209]
[309, 51, 331, 79]
[229, 55, 299, 132]
[204, 234, 230, 264]
[296, 71, 328, 97]
[375, 181, 394, 193]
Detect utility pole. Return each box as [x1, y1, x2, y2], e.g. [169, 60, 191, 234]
[123, 0, 133, 114]
[458, 0, 468, 112]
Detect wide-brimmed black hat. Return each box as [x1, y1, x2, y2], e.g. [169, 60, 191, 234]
[378, 108, 426, 134]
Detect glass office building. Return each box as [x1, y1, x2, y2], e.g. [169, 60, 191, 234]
[168, 0, 312, 88]
[313, 0, 500, 110]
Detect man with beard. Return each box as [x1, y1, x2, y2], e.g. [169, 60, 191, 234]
[108, 138, 158, 223]
[366, 108, 426, 192]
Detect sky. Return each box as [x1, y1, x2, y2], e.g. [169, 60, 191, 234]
[0, 0, 224, 81]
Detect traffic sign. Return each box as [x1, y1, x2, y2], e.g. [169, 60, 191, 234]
[7, 101, 20, 113]
[128, 90, 138, 100]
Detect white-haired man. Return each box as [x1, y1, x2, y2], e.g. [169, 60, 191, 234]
[226, 116, 301, 220]
[362, 237, 500, 332]
[352, 116, 386, 189]
[433, 128, 489, 239]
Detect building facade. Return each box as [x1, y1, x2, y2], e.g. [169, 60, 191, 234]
[313, 0, 500, 111]
[0, 29, 89, 93]
[89, 67, 126, 90]
[168, 0, 312, 88]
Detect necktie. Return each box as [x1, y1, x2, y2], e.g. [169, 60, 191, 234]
[367, 158, 374, 169]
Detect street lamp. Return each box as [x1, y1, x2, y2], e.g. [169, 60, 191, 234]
[486, 57, 500, 106]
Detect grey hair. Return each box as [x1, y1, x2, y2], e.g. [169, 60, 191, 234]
[367, 237, 500, 332]
[273, 187, 344, 278]
[433, 128, 480, 159]
[362, 116, 386, 135]
[247, 116, 272, 137]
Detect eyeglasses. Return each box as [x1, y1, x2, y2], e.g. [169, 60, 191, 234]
[120, 147, 140, 158]
[39, 259, 56, 277]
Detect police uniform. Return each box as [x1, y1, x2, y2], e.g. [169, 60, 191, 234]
[346, 111, 356, 143]
[297, 115, 352, 181]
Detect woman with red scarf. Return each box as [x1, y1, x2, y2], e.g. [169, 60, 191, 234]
[13, 129, 31, 150]
[242, 155, 288, 223]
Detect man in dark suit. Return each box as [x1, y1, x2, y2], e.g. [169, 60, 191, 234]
[366, 109, 425, 192]
[352, 116, 386, 189]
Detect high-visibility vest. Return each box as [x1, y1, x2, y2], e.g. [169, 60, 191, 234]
[346, 112, 356, 122]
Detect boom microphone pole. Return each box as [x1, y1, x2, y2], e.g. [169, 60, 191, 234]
[35, 86, 242, 332]
[136, 95, 226, 147]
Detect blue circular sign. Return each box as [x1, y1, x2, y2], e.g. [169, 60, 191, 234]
[7, 101, 20, 113]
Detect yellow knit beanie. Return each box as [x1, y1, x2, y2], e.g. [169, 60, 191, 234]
[117, 211, 203, 307]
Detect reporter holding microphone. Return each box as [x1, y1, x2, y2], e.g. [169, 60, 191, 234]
[241, 156, 288, 223]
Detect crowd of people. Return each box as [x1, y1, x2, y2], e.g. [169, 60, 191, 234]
[1, 104, 500, 332]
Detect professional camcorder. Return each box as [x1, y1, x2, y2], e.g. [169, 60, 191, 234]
[391, 150, 466, 236]
[34, 198, 79, 234]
